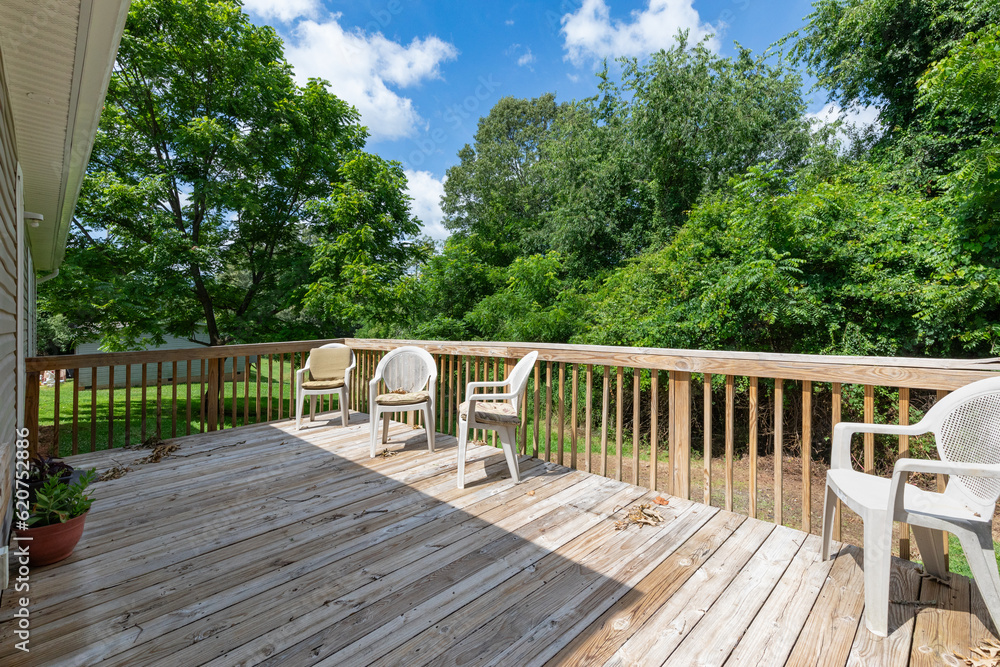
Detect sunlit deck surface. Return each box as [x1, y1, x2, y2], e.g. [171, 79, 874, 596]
[1, 412, 996, 666]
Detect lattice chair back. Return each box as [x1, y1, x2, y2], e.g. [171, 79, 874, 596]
[378, 347, 435, 393]
[504, 352, 539, 406]
[925, 376, 1000, 513]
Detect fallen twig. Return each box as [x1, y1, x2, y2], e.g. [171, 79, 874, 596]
[613, 503, 665, 530]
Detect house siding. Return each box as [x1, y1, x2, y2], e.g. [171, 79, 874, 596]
[0, 45, 20, 547]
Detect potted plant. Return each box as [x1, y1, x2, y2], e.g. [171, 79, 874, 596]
[26, 455, 78, 503]
[15, 469, 97, 566]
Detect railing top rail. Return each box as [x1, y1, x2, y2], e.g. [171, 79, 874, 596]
[25, 339, 346, 372]
[343, 338, 1000, 390]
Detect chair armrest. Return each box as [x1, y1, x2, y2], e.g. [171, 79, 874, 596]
[893, 458, 1000, 478]
[887, 458, 1000, 516]
[831, 421, 928, 470]
[296, 368, 308, 383]
[464, 380, 510, 402]
[467, 392, 519, 404]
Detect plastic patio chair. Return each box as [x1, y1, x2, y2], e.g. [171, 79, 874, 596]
[369, 346, 437, 457]
[822, 375, 1000, 637]
[295, 343, 355, 430]
[457, 351, 538, 489]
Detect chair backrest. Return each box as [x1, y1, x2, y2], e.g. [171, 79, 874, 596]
[376, 346, 436, 393]
[924, 376, 1000, 509]
[504, 352, 539, 403]
[305, 343, 354, 380]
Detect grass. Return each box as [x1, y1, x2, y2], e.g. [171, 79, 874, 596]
[37, 362, 327, 457]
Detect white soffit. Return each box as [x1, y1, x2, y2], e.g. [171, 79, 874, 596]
[0, 0, 130, 271]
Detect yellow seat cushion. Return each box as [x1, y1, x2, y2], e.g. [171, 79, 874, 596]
[308, 347, 351, 382]
[376, 391, 429, 406]
[459, 400, 520, 425]
[301, 379, 345, 390]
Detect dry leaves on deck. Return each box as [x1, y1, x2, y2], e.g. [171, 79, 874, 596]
[376, 448, 396, 458]
[98, 463, 132, 482]
[613, 503, 665, 531]
[135, 443, 179, 464]
[955, 638, 1000, 666]
[652, 496, 669, 506]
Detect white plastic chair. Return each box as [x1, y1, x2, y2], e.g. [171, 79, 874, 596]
[369, 346, 437, 457]
[822, 375, 1000, 636]
[295, 343, 355, 430]
[457, 351, 538, 489]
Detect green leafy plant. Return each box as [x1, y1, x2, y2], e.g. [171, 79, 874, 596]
[29, 470, 97, 528]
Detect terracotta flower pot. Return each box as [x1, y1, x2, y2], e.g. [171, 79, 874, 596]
[14, 512, 89, 566]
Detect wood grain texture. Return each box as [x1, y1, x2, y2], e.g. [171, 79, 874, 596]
[0, 413, 979, 667]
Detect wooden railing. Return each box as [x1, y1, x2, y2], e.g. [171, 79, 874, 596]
[24, 339, 343, 456]
[24, 337, 1000, 559]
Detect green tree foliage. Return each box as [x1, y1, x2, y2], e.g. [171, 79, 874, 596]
[442, 94, 567, 267]
[43, 0, 419, 348]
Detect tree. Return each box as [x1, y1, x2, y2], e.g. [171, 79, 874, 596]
[792, 0, 998, 132]
[442, 94, 566, 267]
[45, 0, 418, 349]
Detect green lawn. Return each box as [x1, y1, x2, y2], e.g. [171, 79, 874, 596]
[37, 362, 332, 457]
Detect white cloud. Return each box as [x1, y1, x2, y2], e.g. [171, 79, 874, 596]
[243, 0, 320, 23]
[567, 73, 580, 83]
[561, 0, 720, 65]
[807, 102, 881, 148]
[405, 170, 448, 241]
[282, 16, 458, 141]
[517, 49, 536, 67]
[505, 19, 515, 26]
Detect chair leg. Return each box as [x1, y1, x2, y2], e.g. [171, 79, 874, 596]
[957, 524, 1000, 633]
[821, 483, 838, 561]
[457, 419, 469, 489]
[370, 408, 380, 458]
[340, 389, 349, 427]
[382, 412, 390, 444]
[497, 425, 521, 483]
[424, 405, 435, 453]
[912, 525, 947, 579]
[295, 388, 305, 430]
[861, 512, 893, 637]
[309, 395, 316, 422]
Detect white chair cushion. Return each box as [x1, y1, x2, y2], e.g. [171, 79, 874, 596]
[376, 391, 430, 406]
[302, 379, 345, 390]
[459, 400, 519, 425]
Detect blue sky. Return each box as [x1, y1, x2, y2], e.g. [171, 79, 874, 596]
[242, 0, 865, 240]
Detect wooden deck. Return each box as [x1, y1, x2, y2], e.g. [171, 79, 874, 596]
[1, 412, 996, 666]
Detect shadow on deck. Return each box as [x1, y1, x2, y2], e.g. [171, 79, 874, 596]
[1, 410, 996, 666]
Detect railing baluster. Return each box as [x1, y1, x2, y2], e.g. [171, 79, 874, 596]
[53, 370, 61, 455]
[832, 382, 842, 542]
[725, 374, 734, 511]
[632, 367, 640, 486]
[187, 361, 193, 435]
[650, 369, 659, 491]
[601, 365, 609, 478]
[937, 389, 950, 569]
[557, 362, 566, 466]
[749, 376, 758, 518]
[898, 386, 910, 559]
[585, 364, 593, 474]
[864, 384, 874, 473]
[172, 361, 179, 438]
[278, 353, 284, 422]
[72, 368, 79, 455]
[533, 361, 541, 459]
[775, 378, 784, 526]
[90, 366, 98, 452]
[570, 364, 579, 470]
[704, 373, 712, 506]
[802, 380, 812, 533]
[243, 355, 250, 426]
[616, 366, 623, 482]
[492, 358, 499, 447]
[545, 361, 553, 462]
[108, 366, 115, 449]
[672, 371, 692, 499]
[156, 361, 164, 437]
[255, 356, 261, 425]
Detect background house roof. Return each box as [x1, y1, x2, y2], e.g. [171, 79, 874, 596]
[0, 0, 130, 271]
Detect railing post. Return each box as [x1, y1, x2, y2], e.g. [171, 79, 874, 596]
[26, 370, 40, 458]
[207, 358, 221, 432]
[670, 371, 692, 499]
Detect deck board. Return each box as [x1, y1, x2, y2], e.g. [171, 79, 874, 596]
[1, 413, 994, 666]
